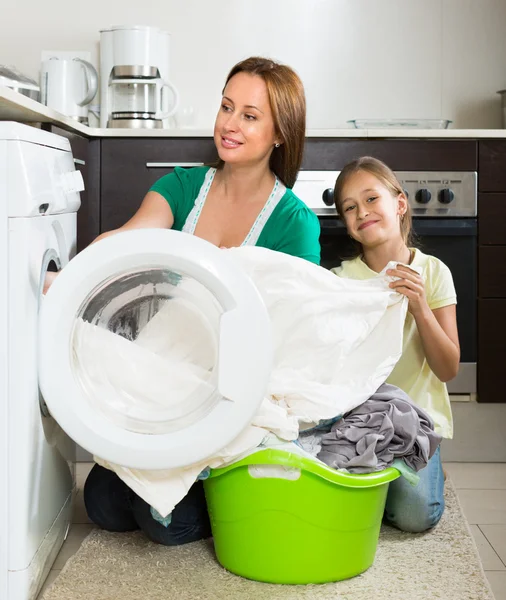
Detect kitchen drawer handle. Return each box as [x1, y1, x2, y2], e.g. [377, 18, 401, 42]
[146, 162, 204, 168]
[73, 158, 86, 166]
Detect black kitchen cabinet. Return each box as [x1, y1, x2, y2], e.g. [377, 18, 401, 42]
[477, 141, 506, 402]
[302, 139, 477, 171]
[478, 141, 506, 192]
[478, 299, 506, 403]
[99, 138, 478, 233]
[100, 138, 218, 232]
[479, 247, 506, 298]
[478, 193, 506, 245]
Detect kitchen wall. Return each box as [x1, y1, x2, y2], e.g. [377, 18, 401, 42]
[3, 0, 506, 129]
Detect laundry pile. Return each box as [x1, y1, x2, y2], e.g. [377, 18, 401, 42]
[73, 246, 436, 518]
[314, 383, 442, 473]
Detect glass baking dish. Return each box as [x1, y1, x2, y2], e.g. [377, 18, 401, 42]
[348, 119, 452, 129]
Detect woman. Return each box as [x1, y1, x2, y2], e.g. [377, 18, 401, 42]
[92, 56, 319, 261]
[79, 56, 321, 545]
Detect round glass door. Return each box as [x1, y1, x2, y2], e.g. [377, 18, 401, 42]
[39, 230, 272, 470]
[72, 265, 223, 435]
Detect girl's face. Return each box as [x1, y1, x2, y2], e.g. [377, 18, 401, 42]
[339, 170, 408, 248]
[214, 72, 280, 167]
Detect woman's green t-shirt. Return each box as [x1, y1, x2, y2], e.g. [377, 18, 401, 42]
[149, 166, 321, 265]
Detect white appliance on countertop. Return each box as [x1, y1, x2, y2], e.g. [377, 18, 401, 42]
[100, 25, 179, 129]
[0, 122, 84, 599]
[0, 65, 40, 101]
[40, 52, 98, 124]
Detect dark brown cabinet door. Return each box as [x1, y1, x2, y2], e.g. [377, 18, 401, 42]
[479, 247, 506, 297]
[477, 141, 506, 402]
[478, 193, 506, 245]
[303, 140, 477, 171]
[479, 141, 506, 192]
[101, 138, 218, 232]
[478, 299, 506, 402]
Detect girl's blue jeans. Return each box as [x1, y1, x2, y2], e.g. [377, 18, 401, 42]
[384, 446, 445, 533]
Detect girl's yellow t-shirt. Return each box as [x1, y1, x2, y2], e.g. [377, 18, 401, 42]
[332, 248, 457, 438]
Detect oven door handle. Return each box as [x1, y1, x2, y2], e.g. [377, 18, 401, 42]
[320, 219, 346, 233]
[319, 218, 477, 236]
[413, 219, 477, 236]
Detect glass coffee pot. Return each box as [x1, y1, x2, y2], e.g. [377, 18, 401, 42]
[108, 66, 179, 129]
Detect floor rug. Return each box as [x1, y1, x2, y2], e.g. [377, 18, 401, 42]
[41, 480, 494, 600]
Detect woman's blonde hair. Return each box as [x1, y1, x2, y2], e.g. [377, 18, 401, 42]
[217, 56, 306, 189]
[334, 156, 414, 257]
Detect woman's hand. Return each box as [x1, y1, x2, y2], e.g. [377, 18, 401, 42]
[386, 264, 430, 317]
[43, 271, 60, 295]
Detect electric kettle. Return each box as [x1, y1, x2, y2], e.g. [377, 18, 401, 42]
[40, 57, 98, 124]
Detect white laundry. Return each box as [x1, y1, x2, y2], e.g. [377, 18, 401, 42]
[134, 281, 219, 372]
[73, 316, 215, 435]
[73, 246, 410, 517]
[95, 417, 272, 517]
[297, 431, 325, 457]
[245, 432, 329, 480]
[227, 248, 411, 429]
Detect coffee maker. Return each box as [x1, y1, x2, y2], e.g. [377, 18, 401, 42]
[100, 26, 179, 129]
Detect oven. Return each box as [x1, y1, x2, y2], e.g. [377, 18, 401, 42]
[293, 171, 477, 394]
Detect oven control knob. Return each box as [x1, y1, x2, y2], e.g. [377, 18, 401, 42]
[322, 188, 334, 206]
[415, 189, 432, 204]
[439, 188, 455, 204]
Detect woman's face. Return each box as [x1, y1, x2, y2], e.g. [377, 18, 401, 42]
[214, 72, 280, 167]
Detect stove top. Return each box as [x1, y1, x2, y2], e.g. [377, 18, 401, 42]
[293, 171, 477, 218]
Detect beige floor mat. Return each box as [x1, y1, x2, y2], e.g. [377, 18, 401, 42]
[41, 481, 494, 600]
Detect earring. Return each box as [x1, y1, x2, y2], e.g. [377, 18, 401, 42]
[274, 143, 280, 148]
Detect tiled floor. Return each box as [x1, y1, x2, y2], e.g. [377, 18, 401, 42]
[37, 462, 506, 600]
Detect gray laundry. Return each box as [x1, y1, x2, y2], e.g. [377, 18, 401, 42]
[317, 383, 442, 473]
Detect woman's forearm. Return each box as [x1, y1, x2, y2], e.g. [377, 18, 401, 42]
[90, 229, 120, 245]
[414, 308, 460, 382]
[89, 192, 175, 246]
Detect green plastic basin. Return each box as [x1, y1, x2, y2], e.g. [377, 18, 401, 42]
[204, 448, 400, 584]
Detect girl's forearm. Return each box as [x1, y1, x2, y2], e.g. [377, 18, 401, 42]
[414, 308, 460, 382]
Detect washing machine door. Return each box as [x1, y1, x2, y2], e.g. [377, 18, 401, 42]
[39, 229, 272, 470]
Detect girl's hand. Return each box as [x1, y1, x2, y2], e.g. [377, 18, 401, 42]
[386, 264, 430, 317]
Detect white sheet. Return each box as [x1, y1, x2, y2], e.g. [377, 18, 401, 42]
[74, 247, 409, 517]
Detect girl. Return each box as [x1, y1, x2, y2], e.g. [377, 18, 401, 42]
[332, 156, 460, 533]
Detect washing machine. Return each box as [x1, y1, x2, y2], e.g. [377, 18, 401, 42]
[0, 122, 83, 599]
[37, 229, 272, 471]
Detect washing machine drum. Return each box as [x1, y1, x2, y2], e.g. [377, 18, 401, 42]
[39, 230, 272, 470]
